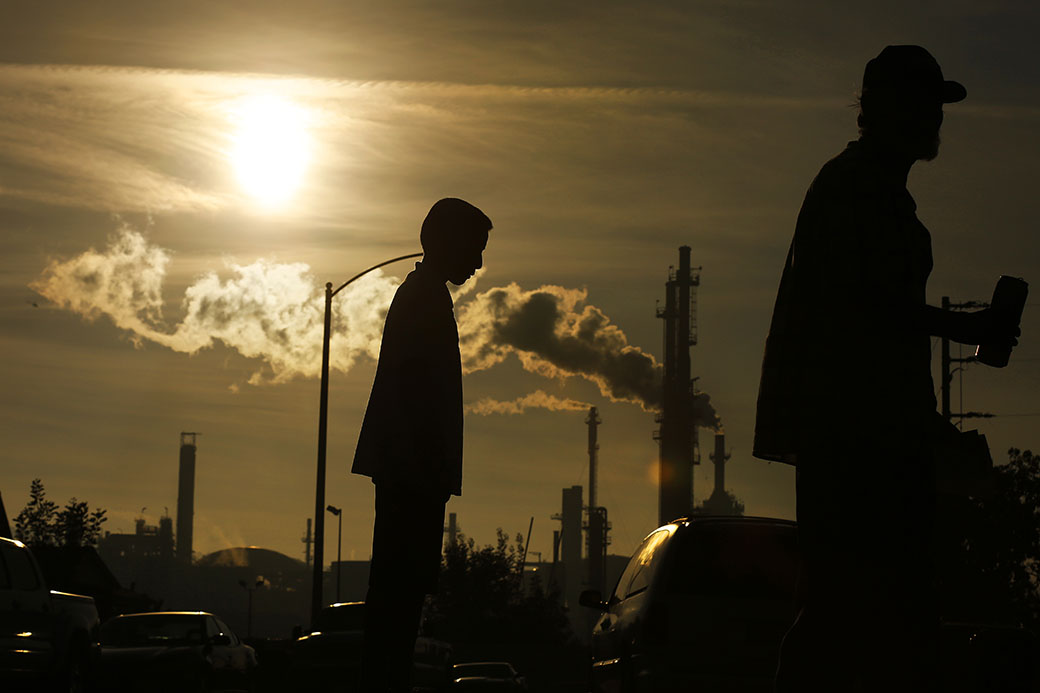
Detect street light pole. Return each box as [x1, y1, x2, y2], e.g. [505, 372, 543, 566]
[311, 252, 423, 627]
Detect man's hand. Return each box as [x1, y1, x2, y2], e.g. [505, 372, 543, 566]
[921, 305, 1020, 346]
[958, 307, 1021, 347]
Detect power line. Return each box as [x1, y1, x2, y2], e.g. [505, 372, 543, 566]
[990, 413, 1040, 418]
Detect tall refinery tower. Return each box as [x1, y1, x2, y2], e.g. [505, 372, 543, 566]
[176, 432, 199, 564]
[655, 247, 700, 526]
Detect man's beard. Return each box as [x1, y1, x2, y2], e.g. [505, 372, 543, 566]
[917, 132, 941, 162]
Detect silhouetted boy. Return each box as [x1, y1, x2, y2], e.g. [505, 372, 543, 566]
[754, 46, 1017, 692]
[353, 198, 491, 693]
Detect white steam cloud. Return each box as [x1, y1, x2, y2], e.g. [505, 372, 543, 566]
[31, 226, 396, 384]
[465, 390, 592, 416]
[31, 228, 720, 427]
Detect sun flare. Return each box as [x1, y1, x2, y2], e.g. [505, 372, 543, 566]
[230, 95, 310, 208]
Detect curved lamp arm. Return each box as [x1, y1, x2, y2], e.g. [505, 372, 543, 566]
[331, 253, 424, 297]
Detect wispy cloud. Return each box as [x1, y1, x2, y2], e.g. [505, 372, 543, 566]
[0, 63, 835, 219]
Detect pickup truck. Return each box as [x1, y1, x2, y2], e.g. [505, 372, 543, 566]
[0, 536, 100, 691]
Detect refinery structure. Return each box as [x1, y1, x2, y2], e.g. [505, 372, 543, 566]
[92, 245, 739, 638]
[549, 245, 739, 633]
[655, 245, 701, 526]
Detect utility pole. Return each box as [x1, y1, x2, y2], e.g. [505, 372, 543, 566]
[939, 296, 993, 426]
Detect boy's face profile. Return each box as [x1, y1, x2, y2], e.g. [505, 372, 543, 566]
[444, 229, 489, 286]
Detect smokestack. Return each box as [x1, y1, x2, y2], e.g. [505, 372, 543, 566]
[586, 407, 600, 510]
[560, 485, 583, 608]
[448, 512, 457, 548]
[656, 247, 700, 526]
[585, 407, 608, 595]
[176, 432, 198, 564]
[711, 433, 729, 495]
[303, 518, 312, 567]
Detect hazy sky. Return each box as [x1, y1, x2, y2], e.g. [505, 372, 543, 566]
[2, 1, 1038, 568]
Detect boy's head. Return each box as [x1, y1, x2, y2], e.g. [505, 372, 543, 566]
[420, 198, 492, 285]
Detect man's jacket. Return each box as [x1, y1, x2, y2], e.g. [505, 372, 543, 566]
[754, 140, 936, 463]
[352, 262, 464, 495]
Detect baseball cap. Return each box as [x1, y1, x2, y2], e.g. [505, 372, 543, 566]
[862, 45, 967, 104]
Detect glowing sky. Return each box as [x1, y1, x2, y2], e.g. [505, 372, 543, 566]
[1, 1, 1038, 568]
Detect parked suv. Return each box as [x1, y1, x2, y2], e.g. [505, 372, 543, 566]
[0, 536, 101, 692]
[581, 516, 799, 693]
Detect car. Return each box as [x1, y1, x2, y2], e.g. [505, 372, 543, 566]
[580, 516, 799, 693]
[0, 536, 100, 692]
[292, 601, 453, 691]
[93, 611, 258, 692]
[450, 661, 527, 691]
[291, 601, 366, 686]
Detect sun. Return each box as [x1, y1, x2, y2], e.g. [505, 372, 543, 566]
[230, 95, 310, 208]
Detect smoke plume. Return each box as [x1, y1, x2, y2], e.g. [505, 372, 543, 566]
[458, 285, 662, 408]
[32, 228, 720, 429]
[456, 284, 720, 427]
[31, 226, 397, 384]
[466, 390, 592, 416]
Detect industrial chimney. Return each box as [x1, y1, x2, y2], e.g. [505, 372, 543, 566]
[176, 432, 198, 564]
[584, 407, 609, 596]
[447, 512, 458, 549]
[302, 518, 313, 567]
[711, 433, 729, 497]
[655, 247, 700, 526]
[558, 485, 583, 609]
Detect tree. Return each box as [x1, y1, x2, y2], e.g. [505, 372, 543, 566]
[938, 448, 1040, 631]
[425, 528, 585, 688]
[13, 479, 107, 547]
[14, 478, 58, 545]
[55, 499, 108, 548]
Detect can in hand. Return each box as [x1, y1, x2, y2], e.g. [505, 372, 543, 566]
[975, 275, 1028, 368]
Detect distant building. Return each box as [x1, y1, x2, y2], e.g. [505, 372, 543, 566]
[98, 517, 176, 589]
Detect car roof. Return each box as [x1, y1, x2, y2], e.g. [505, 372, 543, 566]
[633, 515, 794, 545]
[669, 515, 797, 530]
[108, 611, 212, 618]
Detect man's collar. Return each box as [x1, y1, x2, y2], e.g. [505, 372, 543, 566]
[411, 261, 450, 293]
[849, 139, 913, 188]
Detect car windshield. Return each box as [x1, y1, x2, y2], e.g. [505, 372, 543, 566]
[100, 615, 206, 647]
[314, 603, 365, 631]
[665, 522, 799, 600]
[454, 663, 514, 679]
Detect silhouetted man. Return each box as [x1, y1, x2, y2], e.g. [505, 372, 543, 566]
[353, 198, 491, 693]
[754, 46, 1017, 692]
